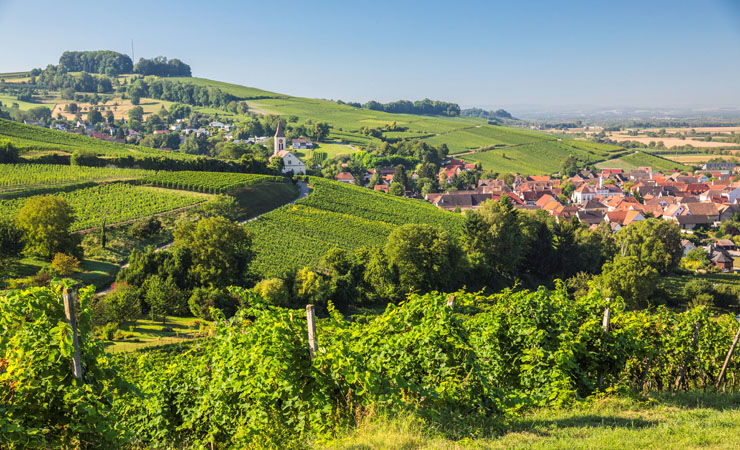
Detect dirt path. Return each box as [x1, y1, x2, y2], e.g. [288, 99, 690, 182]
[96, 181, 309, 296]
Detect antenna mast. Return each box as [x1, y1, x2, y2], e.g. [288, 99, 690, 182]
[131, 40, 134, 63]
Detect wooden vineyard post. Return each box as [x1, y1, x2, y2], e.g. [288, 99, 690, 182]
[306, 304, 318, 360]
[603, 298, 611, 332]
[63, 288, 83, 380]
[446, 294, 455, 309]
[716, 316, 740, 392]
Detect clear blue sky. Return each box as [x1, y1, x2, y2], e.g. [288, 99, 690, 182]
[1, 0, 739, 110]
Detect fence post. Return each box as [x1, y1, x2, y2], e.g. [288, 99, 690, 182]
[602, 298, 611, 332]
[716, 318, 740, 391]
[446, 294, 455, 309]
[306, 304, 318, 360]
[63, 288, 83, 380]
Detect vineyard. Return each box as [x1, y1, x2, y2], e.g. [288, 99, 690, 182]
[0, 118, 195, 159]
[140, 171, 285, 194]
[0, 164, 151, 194]
[246, 178, 464, 277]
[7, 284, 740, 448]
[0, 183, 205, 230]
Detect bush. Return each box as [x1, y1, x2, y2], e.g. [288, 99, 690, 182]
[252, 278, 291, 306]
[188, 287, 239, 320]
[50, 253, 80, 276]
[99, 322, 119, 340]
[129, 216, 163, 239]
[104, 284, 142, 324]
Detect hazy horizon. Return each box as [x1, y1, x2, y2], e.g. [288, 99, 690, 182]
[1, 0, 740, 112]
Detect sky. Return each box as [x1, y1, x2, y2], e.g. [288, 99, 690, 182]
[1, 0, 740, 112]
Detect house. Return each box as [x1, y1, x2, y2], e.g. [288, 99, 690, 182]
[702, 162, 735, 172]
[335, 172, 355, 184]
[685, 202, 719, 223]
[709, 245, 734, 272]
[292, 138, 314, 150]
[374, 184, 389, 193]
[681, 239, 696, 257]
[717, 239, 737, 251]
[270, 122, 306, 175]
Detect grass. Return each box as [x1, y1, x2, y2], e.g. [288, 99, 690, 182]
[104, 316, 205, 353]
[597, 151, 689, 172]
[0, 93, 51, 111]
[1, 257, 119, 292]
[323, 393, 740, 449]
[296, 143, 358, 160]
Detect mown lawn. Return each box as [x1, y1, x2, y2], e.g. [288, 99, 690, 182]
[104, 316, 206, 353]
[324, 393, 740, 449]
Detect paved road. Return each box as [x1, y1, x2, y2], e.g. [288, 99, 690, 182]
[96, 181, 309, 296]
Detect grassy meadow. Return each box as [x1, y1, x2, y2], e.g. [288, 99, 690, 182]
[324, 393, 740, 450]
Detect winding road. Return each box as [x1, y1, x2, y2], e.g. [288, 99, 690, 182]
[96, 181, 309, 296]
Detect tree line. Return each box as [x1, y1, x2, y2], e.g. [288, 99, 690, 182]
[337, 98, 461, 116]
[126, 79, 237, 108]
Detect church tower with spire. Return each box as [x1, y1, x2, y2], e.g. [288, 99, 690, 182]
[274, 121, 286, 155]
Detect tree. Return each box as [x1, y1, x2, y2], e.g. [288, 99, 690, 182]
[102, 284, 141, 324]
[143, 275, 182, 324]
[597, 255, 657, 309]
[293, 267, 330, 306]
[467, 196, 524, 281]
[614, 219, 682, 274]
[87, 108, 103, 124]
[393, 165, 408, 191]
[128, 105, 144, 122]
[0, 220, 24, 273]
[16, 196, 81, 260]
[388, 181, 405, 196]
[384, 224, 463, 294]
[173, 217, 253, 288]
[50, 253, 80, 276]
[0, 139, 19, 163]
[253, 278, 291, 307]
[561, 155, 579, 177]
[188, 287, 238, 320]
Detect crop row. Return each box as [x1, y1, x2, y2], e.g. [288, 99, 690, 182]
[140, 171, 284, 194]
[0, 164, 151, 193]
[0, 183, 205, 230]
[246, 178, 464, 277]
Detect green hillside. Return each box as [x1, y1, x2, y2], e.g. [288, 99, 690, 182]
[175, 77, 626, 174]
[596, 150, 688, 172]
[0, 118, 194, 159]
[246, 178, 465, 278]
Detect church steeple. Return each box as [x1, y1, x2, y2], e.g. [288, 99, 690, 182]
[274, 121, 286, 155]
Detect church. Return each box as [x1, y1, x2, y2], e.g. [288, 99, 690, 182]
[270, 121, 306, 175]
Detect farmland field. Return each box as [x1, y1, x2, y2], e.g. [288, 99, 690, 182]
[596, 151, 688, 172]
[140, 171, 284, 194]
[666, 153, 740, 164]
[0, 118, 195, 158]
[246, 178, 464, 277]
[0, 164, 150, 194]
[295, 143, 357, 160]
[0, 183, 206, 230]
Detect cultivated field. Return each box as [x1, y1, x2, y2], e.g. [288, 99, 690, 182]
[607, 133, 736, 148]
[596, 151, 688, 172]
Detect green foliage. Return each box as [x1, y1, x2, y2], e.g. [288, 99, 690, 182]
[0, 164, 150, 195]
[597, 255, 657, 309]
[16, 196, 81, 259]
[0, 219, 24, 269]
[141, 170, 283, 194]
[1, 183, 205, 231]
[100, 284, 142, 324]
[188, 286, 239, 320]
[143, 275, 184, 323]
[384, 224, 463, 294]
[247, 178, 464, 278]
[0, 285, 125, 447]
[252, 278, 291, 307]
[0, 138, 19, 163]
[50, 252, 80, 276]
[614, 219, 683, 274]
[173, 216, 254, 288]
